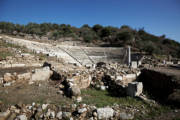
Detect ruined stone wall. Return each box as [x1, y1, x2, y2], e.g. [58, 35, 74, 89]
[138, 69, 180, 107]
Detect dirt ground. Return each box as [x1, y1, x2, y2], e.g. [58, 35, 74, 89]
[0, 80, 72, 111]
[0, 67, 72, 111]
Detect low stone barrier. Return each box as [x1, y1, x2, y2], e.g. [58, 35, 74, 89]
[0, 63, 42, 68]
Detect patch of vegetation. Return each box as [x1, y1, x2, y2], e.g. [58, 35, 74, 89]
[0, 40, 41, 60]
[0, 40, 29, 59]
[0, 41, 14, 59]
[81, 88, 145, 107]
[173, 118, 180, 120]
[0, 52, 12, 59]
[81, 88, 171, 119]
[142, 104, 170, 119]
[37, 53, 47, 60]
[153, 54, 168, 61]
[0, 40, 21, 49]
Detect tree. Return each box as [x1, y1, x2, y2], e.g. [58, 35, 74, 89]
[51, 31, 63, 40]
[142, 41, 161, 55]
[40, 23, 50, 35]
[80, 27, 97, 42]
[0, 22, 15, 33]
[120, 25, 131, 30]
[15, 24, 23, 32]
[100, 27, 112, 38]
[100, 26, 119, 38]
[116, 31, 133, 44]
[52, 23, 60, 30]
[25, 23, 41, 35]
[92, 24, 103, 33]
[81, 24, 90, 29]
[178, 51, 180, 58]
[145, 44, 155, 55]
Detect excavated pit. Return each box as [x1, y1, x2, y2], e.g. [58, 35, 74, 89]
[138, 68, 180, 107]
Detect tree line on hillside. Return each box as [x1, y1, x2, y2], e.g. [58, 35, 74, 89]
[0, 21, 180, 58]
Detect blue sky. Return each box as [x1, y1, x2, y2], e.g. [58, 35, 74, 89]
[0, 0, 180, 42]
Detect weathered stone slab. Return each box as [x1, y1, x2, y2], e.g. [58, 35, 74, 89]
[126, 82, 143, 97]
[3, 73, 14, 83]
[71, 75, 92, 89]
[131, 61, 137, 68]
[31, 67, 53, 82]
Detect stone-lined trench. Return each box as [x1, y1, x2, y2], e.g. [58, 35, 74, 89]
[138, 69, 180, 107]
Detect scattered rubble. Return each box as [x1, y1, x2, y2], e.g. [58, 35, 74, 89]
[0, 53, 43, 68]
[0, 102, 137, 120]
[0, 61, 143, 99]
[0, 60, 148, 119]
[1, 66, 53, 86]
[1, 35, 180, 119]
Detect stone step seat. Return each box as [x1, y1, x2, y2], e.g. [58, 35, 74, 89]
[59, 46, 93, 65]
[3, 36, 128, 66]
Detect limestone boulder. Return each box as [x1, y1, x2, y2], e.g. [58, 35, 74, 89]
[0, 110, 11, 120]
[69, 85, 81, 97]
[78, 108, 87, 114]
[56, 111, 62, 120]
[16, 114, 27, 120]
[72, 75, 92, 89]
[62, 112, 71, 120]
[76, 96, 82, 102]
[3, 73, 15, 83]
[97, 107, 114, 119]
[31, 67, 53, 82]
[119, 112, 134, 120]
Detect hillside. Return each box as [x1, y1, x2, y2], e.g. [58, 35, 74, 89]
[0, 22, 180, 58]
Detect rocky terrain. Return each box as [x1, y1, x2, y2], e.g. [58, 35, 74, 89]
[0, 35, 180, 120]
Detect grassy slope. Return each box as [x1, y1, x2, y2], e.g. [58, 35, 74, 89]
[81, 88, 171, 119]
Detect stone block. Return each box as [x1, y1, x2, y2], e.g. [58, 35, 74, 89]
[116, 75, 123, 81]
[31, 67, 53, 82]
[131, 61, 137, 69]
[166, 61, 173, 65]
[126, 82, 143, 97]
[138, 61, 142, 66]
[3, 73, 14, 83]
